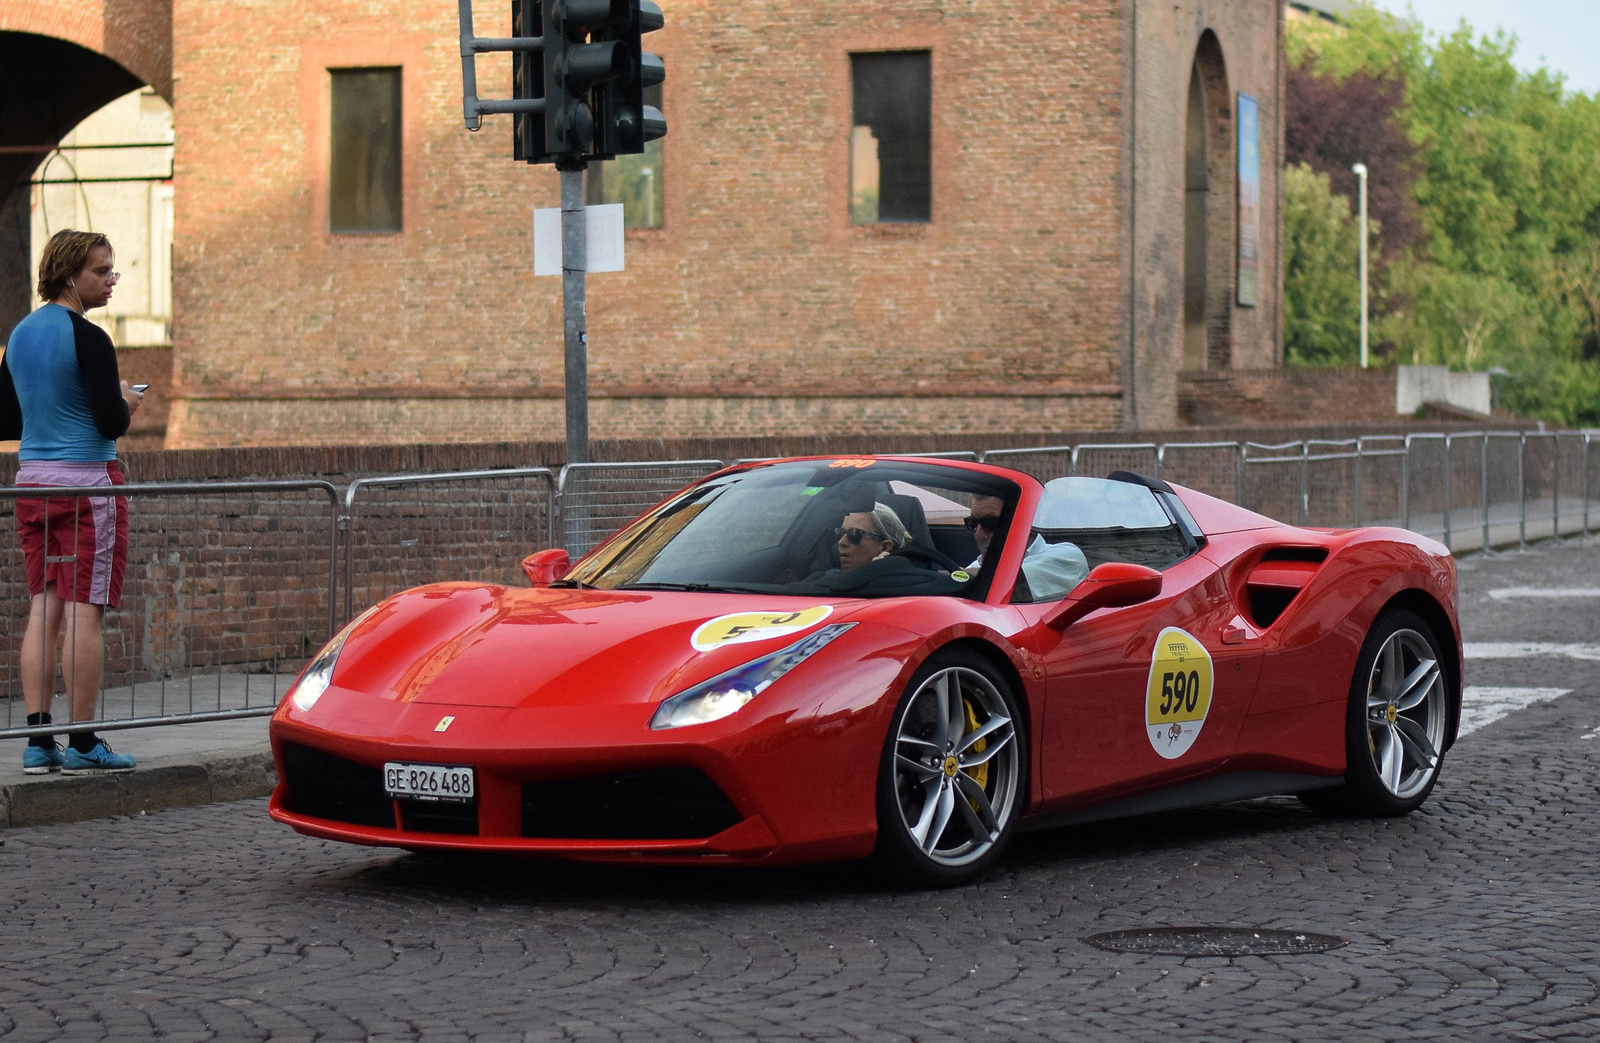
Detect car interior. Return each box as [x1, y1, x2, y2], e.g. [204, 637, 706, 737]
[1024, 472, 1204, 572]
[569, 461, 1019, 597]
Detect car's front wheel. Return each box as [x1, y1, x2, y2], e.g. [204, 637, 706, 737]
[872, 650, 1026, 886]
[1300, 608, 1450, 817]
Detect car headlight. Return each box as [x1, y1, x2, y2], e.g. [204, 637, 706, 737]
[289, 606, 380, 712]
[651, 623, 855, 729]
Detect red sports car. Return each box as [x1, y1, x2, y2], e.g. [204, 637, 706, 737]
[269, 456, 1461, 885]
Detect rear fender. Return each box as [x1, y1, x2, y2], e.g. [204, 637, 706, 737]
[1245, 534, 1456, 719]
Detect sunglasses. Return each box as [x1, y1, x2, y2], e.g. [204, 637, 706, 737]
[835, 526, 885, 545]
[963, 516, 1000, 532]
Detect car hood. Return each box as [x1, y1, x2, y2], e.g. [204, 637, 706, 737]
[329, 583, 870, 710]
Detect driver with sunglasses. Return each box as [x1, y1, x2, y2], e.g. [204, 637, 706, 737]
[835, 503, 910, 571]
[794, 501, 965, 596]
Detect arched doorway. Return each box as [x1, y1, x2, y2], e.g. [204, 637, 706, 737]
[1, 2, 172, 341]
[0, 33, 148, 340]
[1182, 31, 1233, 371]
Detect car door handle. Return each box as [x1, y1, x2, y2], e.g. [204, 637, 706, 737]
[1221, 622, 1251, 645]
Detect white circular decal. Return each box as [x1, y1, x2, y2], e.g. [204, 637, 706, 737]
[1144, 626, 1215, 759]
[690, 606, 833, 652]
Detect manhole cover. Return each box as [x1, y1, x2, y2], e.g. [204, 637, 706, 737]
[1084, 927, 1346, 956]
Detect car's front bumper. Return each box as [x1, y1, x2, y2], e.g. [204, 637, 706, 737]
[267, 674, 899, 865]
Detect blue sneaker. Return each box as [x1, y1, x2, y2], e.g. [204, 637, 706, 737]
[22, 743, 64, 775]
[61, 740, 135, 775]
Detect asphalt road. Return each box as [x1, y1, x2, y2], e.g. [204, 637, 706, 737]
[2, 538, 1599, 1042]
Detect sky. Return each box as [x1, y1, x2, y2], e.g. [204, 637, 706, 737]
[1367, 1, 1600, 95]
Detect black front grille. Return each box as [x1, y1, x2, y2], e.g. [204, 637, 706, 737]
[399, 798, 479, 835]
[521, 768, 742, 840]
[281, 742, 394, 829]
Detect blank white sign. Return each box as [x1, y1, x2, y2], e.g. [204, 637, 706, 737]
[533, 203, 624, 276]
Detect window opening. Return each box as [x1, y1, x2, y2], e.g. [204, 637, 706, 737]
[330, 67, 402, 233]
[587, 79, 665, 228]
[849, 51, 931, 224]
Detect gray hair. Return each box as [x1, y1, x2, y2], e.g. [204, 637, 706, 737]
[869, 502, 910, 547]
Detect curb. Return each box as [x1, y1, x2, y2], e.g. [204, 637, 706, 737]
[0, 752, 277, 829]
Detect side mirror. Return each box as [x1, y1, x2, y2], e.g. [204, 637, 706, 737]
[522, 548, 571, 587]
[1041, 561, 1163, 631]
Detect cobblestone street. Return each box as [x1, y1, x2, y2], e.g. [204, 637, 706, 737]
[2, 539, 1598, 1042]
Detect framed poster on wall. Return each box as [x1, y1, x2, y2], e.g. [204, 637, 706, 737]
[1237, 92, 1260, 308]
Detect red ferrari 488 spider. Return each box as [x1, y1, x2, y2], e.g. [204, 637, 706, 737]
[270, 456, 1461, 885]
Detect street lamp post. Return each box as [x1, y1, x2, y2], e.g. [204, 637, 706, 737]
[1352, 162, 1369, 369]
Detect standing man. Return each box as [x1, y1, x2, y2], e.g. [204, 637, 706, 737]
[0, 230, 144, 773]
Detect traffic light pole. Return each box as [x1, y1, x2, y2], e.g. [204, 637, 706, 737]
[458, 0, 666, 470]
[559, 161, 589, 465]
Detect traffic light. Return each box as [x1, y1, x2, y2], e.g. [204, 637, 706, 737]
[543, 0, 630, 157]
[592, 0, 667, 159]
[510, 0, 551, 164]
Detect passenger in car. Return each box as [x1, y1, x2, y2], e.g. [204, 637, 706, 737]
[1019, 538, 1090, 601]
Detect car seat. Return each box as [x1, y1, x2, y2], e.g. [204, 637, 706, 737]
[880, 493, 935, 552]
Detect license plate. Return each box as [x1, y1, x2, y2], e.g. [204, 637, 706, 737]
[383, 762, 476, 803]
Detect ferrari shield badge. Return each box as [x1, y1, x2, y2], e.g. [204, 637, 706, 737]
[1144, 627, 1215, 759]
[691, 606, 833, 652]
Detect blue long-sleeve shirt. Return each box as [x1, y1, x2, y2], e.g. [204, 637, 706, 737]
[0, 304, 129, 461]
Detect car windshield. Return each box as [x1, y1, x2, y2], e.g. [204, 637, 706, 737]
[562, 460, 1022, 599]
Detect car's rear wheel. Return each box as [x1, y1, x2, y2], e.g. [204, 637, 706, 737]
[872, 650, 1025, 887]
[1300, 609, 1449, 817]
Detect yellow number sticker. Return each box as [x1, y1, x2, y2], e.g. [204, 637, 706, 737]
[691, 606, 834, 652]
[1144, 627, 1215, 759]
[827, 458, 876, 469]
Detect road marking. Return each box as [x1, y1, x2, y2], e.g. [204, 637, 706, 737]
[1488, 587, 1600, 600]
[1465, 642, 1600, 661]
[1460, 686, 1572, 736]
[1582, 725, 1599, 741]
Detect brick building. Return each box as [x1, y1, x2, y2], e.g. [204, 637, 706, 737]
[5, 0, 1285, 448]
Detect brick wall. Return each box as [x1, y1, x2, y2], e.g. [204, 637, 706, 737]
[167, 0, 1285, 447]
[1179, 366, 1403, 426]
[117, 346, 173, 450]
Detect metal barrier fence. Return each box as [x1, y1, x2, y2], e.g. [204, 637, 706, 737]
[981, 432, 1599, 555]
[556, 459, 724, 558]
[0, 480, 339, 740]
[341, 468, 556, 624]
[3, 433, 1597, 736]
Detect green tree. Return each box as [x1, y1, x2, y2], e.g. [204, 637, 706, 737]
[1285, 5, 1600, 422]
[1283, 163, 1363, 366]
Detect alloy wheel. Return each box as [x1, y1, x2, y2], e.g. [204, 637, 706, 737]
[889, 665, 1021, 868]
[1361, 627, 1446, 801]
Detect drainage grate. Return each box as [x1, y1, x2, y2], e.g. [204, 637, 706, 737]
[1084, 927, 1346, 956]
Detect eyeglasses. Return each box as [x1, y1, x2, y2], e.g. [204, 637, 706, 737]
[86, 267, 120, 283]
[963, 515, 1000, 532]
[835, 526, 885, 545]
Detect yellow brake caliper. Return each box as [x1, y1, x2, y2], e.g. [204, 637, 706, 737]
[963, 699, 989, 808]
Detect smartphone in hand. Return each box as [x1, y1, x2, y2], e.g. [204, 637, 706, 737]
[130, 384, 149, 393]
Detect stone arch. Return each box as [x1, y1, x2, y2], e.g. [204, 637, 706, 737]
[0, 1, 172, 338]
[1182, 29, 1234, 371]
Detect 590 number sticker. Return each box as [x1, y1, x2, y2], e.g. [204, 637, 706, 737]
[691, 606, 833, 651]
[1144, 627, 1215, 759]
